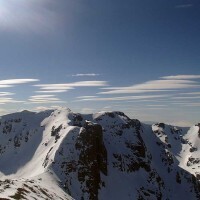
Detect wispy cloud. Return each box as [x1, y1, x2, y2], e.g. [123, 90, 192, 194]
[0, 79, 39, 105]
[0, 79, 39, 88]
[175, 4, 193, 8]
[80, 108, 96, 114]
[0, 92, 14, 96]
[146, 105, 167, 107]
[99, 79, 199, 94]
[27, 101, 65, 104]
[162, 75, 200, 80]
[29, 98, 57, 101]
[35, 90, 68, 93]
[34, 81, 108, 93]
[99, 89, 174, 95]
[184, 103, 200, 107]
[172, 96, 200, 99]
[178, 92, 200, 95]
[0, 85, 13, 88]
[166, 120, 193, 127]
[172, 102, 200, 107]
[76, 94, 169, 102]
[35, 81, 107, 87]
[32, 106, 51, 112]
[71, 73, 100, 77]
[0, 79, 39, 92]
[76, 96, 98, 99]
[27, 100, 64, 104]
[30, 95, 56, 98]
[28, 94, 64, 104]
[32, 105, 63, 112]
[0, 98, 24, 104]
[144, 107, 168, 110]
[35, 84, 74, 90]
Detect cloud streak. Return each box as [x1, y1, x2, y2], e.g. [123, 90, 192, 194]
[35, 90, 68, 93]
[0, 85, 13, 88]
[172, 96, 200, 99]
[175, 4, 193, 8]
[178, 92, 200, 95]
[162, 75, 200, 80]
[0, 98, 24, 104]
[171, 102, 200, 107]
[71, 73, 100, 77]
[76, 94, 169, 102]
[99, 79, 199, 94]
[0, 79, 39, 90]
[76, 96, 98, 99]
[28, 94, 65, 104]
[34, 81, 108, 93]
[35, 81, 107, 88]
[32, 106, 63, 112]
[0, 92, 14, 96]
[0, 79, 39, 85]
[30, 95, 56, 98]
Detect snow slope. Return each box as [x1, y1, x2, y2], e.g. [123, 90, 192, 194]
[0, 108, 199, 199]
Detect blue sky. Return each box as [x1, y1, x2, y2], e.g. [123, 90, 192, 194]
[0, 0, 200, 126]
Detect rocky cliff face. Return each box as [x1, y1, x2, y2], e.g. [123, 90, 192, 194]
[0, 108, 200, 199]
[51, 121, 107, 200]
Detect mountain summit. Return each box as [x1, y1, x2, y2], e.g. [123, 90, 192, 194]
[0, 108, 199, 199]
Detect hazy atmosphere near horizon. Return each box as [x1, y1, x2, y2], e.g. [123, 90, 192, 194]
[0, 0, 200, 126]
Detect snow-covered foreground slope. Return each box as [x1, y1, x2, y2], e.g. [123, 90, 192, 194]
[0, 108, 199, 199]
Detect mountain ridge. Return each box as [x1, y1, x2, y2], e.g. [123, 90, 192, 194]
[0, 108, 199, 199]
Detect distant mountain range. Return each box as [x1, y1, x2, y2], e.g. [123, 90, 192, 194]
[0, 108, 199, 200]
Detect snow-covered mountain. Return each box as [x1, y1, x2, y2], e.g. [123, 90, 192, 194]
[0, 108, 199, 199]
